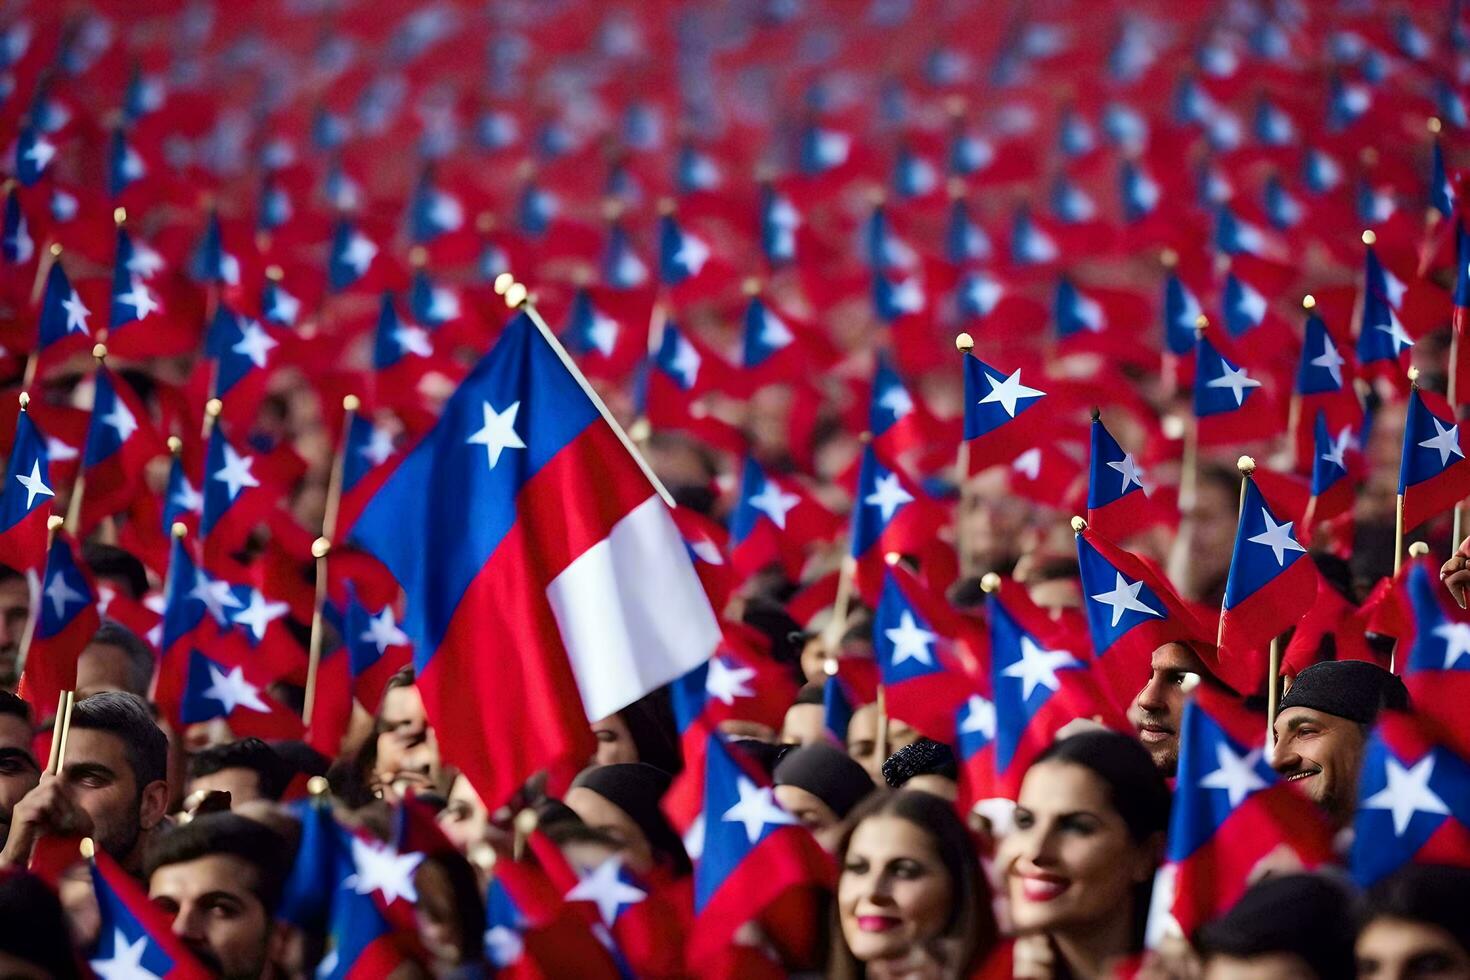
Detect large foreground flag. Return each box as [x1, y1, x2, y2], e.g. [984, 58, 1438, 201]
[351, 312, 720, 806]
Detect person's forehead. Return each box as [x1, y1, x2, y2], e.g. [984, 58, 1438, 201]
[1151, 642, 1203, 672]
[0, 578, 27, 606]
[1274, 705, 1345, 732]
[64, 727, 131, 770]
[191, 766, 260, 786]
[149, 854, 260, 899]
[0, 712, 31, 749]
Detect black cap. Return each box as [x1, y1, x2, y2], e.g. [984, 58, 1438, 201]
[1195, 873, 1357, 978]
[1277, 660, 1409, 725]
[774, 743, 874, 819]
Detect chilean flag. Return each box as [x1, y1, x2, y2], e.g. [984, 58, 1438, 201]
[989, 578, 1121, 795]
[344, 584, 413, 714]
[199, 419, 282, 560]
[17, 530, 99, 720]
[89, 848, 212, 979]
[728, 457, 838, 579]
[1352, 710, 1470, 888]
[963, 350, 1048, 471]
[166, 637, 305, 740]
[335, 412, 400, 536]
[1396, 562, 1470, 758]
[1148, 688, 1334, 944]
[35, 258, 97, 369]
[1305, 410, 1358, 531]
[1193, 334, 1264, 445]
[1399, 386, 1470, 532]
[1357, 244, 1416, 375]
[1293, 309, 1361, 466]
[868, 352, 934, 458]
[80, 365, 167, 532]
[561, 285, 652, 383]
[872, 560, 986, 744]
[689, 733, 832, 962]
[848, 445, 951, 603]
[1218, 477, 1318, 680]
[0, 408, 54, 572]
[1086, 414, 1156, 535]
[1076, 525, 1210, 709]
[205, 304, 287, 430]
[350, 312, 720, 807]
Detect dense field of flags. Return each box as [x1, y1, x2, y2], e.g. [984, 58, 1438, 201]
[11, 0, 1470, 974]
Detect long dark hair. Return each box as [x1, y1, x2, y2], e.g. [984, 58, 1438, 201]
[828, 790, 997, 979]
[1031, 731, 1171, 953]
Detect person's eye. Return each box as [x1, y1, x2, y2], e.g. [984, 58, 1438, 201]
[79, 775, 109, 789]
[595, 730, 617, 743]
[206, 900, 242, 917]
[842, 858, 869, 875]
[1060, 816, 1098, 835]
[891, 860, 924, 879]
[1012, 809, 1034, 830]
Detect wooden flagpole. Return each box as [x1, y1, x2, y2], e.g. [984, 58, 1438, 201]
[493, 273, 676, 508]
[29, 514, 69, 773]
[302, 394, 355, 730]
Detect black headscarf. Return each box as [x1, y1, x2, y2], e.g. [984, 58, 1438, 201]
[1278, 661, 1409, 725]
[774, 743, 875, 819]
[571, 763, 691, 877]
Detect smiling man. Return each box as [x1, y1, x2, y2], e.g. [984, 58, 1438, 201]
[1269, 660, 1409, 831]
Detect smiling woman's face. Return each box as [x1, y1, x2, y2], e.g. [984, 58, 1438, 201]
[998, 760, 1155, 936]
[837, 814, 954, 965]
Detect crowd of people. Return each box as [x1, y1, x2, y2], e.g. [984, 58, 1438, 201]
[1, 0, 1470, 977]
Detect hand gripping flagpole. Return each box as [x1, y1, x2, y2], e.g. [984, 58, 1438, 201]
[492, 273, 676, 508]
[302, 394, 355, 731]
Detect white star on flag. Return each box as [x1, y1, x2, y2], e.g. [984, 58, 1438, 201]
[1310, 336, 1345, 387]
[959, 695, 996, 740]
[101, 396, 139, 443]
[877, 385, 913, 420]
[1205, 361, 1261, 407]
[566, 856, 646, 926]
[864, 471, 914, 523]
[1432, 621, 1470, 670]
[888, 277, 925, 313]
[171, 475, 203, 515]
[587, 310, 619, 357]
[267, 286, 300, 325]
[231, 320, 278, 369]
[45, 438, 77, 463]
[201, 662, 270, 715]
[1375, 317, 1415, 355]
[720, 775, 797, 844]
[22, 136, 56, 173]
[1361, 754, 1451, 836]
[1197, 743, 1268, 808]
[90, 929, 161, 980]
[188, 570, 243, 625]
[1418, 417, 1464, 468]
[673, 232, 711, 275]
[1107, 453, 1146, 493]
[1320, 427, 1353, 471]
[60, 289, 90, 334]
[884, 610, 937, 667]
[345, 837, 424, 905]
[965, 275, 1003, 316]
[127, 241, 165, 278]
[231, 589, 289, 641]
[212, 444, 260, 501]
[341, 233, 378, 276]
[1012, 448, 1042, 480]
[705, 656, 756, 705]
[116, 277, 160, 320]
[395, 324, 433, 358]
[1089, 571, 1163, 628]
[759, 310, 794, 350]
[978, 368, 1045, 417]
[14, 460, 53, 510]
[669, 336, 700, 387]
[747, 479, 799, 529]
[360, 426, 396, 466]
[43, 569, 85, 619]
[361, 606, 409, 654]
[1002, 637, 1082, 700]
[1247, 509, 1306, 566]
[466, 401, 527, 470]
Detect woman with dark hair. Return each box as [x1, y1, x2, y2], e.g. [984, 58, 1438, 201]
[563, 762, 692, 877]
[829, 789, 999, 979]
[1357, 864, 1470, 979]
[590, 691, 684, 775]
[997, 731, 1170, 979]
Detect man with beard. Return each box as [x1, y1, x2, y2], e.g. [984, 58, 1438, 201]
[1128, 641, 1217, 777]
[0, 692, 40, 851]
[146, 813, 292, 979]
[0, 692, 169, 876]
[1269, 660, 1409, 831]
